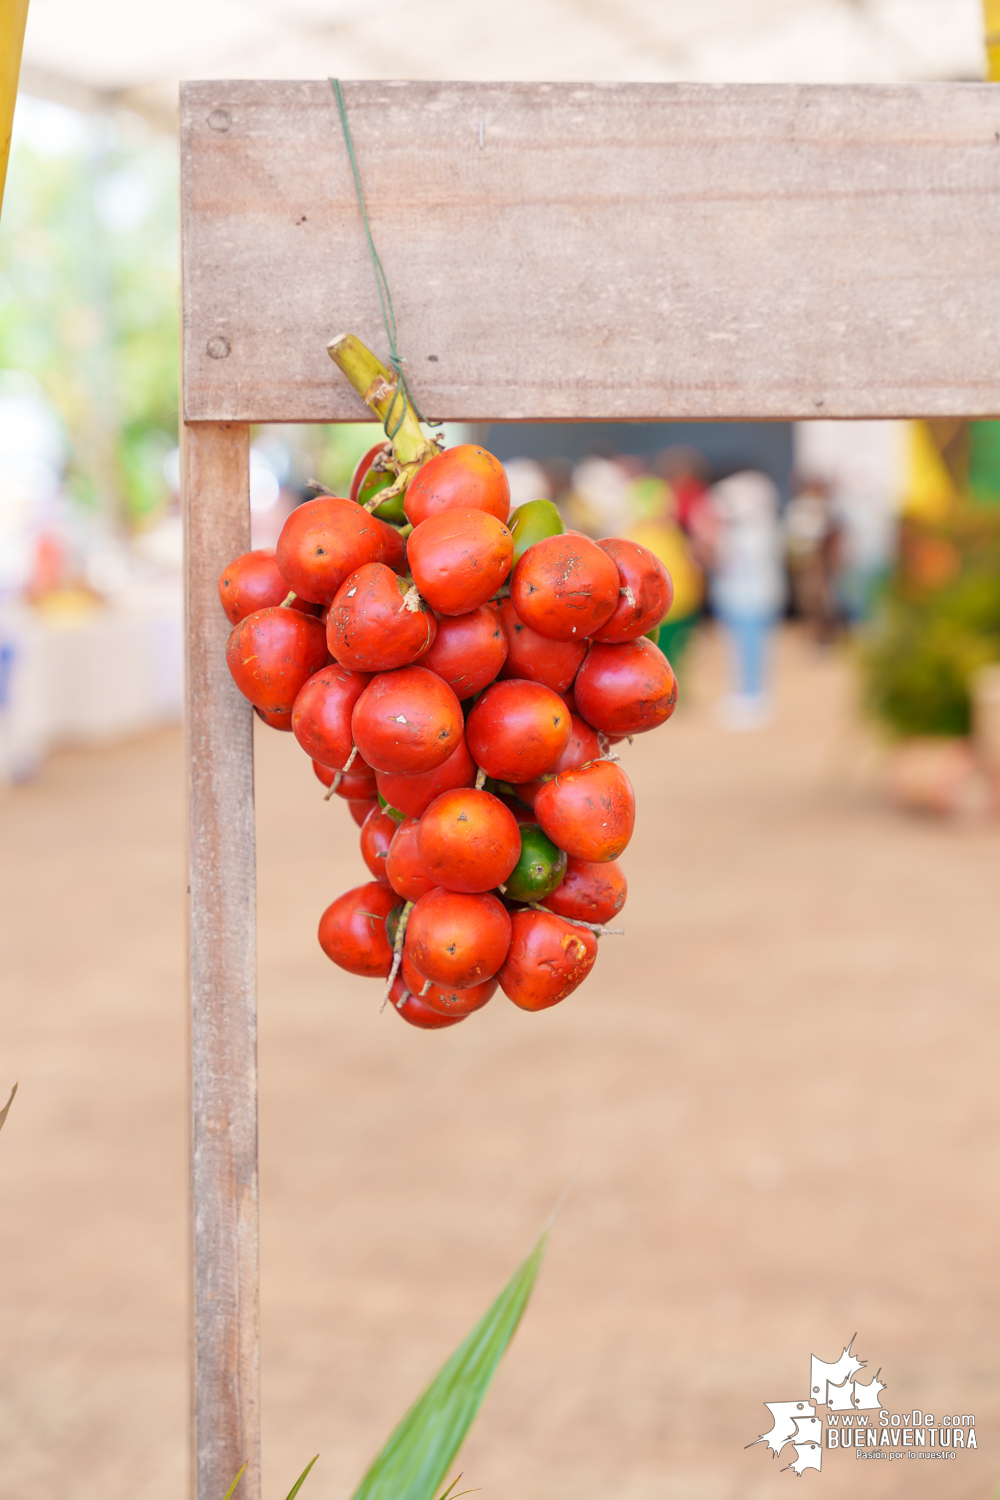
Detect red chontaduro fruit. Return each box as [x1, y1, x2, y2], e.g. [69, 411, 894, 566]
[404, 888, 511, 989]
[420, 606, 508, 699]
[542, 856, 627, 925]
[328, 562, 435, 672]
[498, 909, 597, 1010]
[407, 509, 513, 616]
[465, 679, 571, 784]
[311, 757, 377, 799]
[374, 519, 408, 574]
[276, 496, 385, 604]
[404, 444, 510, 527]
[318, 882, 399, 977]
[387, 974, 467, 1028]
[574, 637, 677, 736]
[416, 788, 521, 894]
[359, 805, 398, 883]
[510, 533, 620, 642]
[515, 712, 601, 807]
[385, 818, 437, 902]
[219, 551, 321, 624]
[533, 759, 635, 862]
[292, 665, 372, 769]
[374, 734, 477, 819]
[400, 951, 495, 1018]
[350, 443, 388, 503]
[225, 607, 329, 714]
[255, 706, 293, 731]
[496, 598, 586, 693]
[352, 665, 464, 776]
[590, 537, 673, 644]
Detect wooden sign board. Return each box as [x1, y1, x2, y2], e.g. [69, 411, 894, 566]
[182, 79, 1000, 427]
[180, 78, 1000, 1500]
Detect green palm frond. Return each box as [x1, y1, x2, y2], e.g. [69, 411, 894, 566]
[285, 1455, 319, 1499]
[220, 1454, 318, 1500]
[218, 1231, 547, 1500]
[221, 1462, 248, 1500]
[349, 1231, 548, 1500]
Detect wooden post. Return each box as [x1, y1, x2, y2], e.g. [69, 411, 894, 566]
[182, 421, 260, 1500]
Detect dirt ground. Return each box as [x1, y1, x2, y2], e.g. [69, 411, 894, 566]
[1, 624, 999, 1500]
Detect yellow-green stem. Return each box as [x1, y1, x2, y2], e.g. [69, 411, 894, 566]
[327, 333, 427, 464]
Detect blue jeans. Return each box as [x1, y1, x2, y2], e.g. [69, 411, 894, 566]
[717, 611, 778, 698]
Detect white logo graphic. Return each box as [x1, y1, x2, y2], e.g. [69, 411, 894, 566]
[750, 1339, 977, 1474]
[750, 1338, 884, 1475]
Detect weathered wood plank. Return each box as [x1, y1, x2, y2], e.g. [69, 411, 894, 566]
[181, 80, 1000, 425]
[183, 421, 260, 1500]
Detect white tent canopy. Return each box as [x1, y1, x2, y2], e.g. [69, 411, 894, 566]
[20, 0, 986, 121]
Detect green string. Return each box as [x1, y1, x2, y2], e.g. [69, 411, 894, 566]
[330, 79, 435, 439]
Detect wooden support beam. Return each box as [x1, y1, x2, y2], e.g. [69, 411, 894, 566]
[183, 421, 260, 1500]
[181, 80, 1000, 426]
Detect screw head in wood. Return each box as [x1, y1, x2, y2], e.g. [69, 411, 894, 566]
[206, 336, 231, 359]
[207, 109, 231, 132]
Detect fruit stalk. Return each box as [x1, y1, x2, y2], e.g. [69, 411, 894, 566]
[383, 899, 414, 1003]
[527, 902, 623, 937]
[327, 333, 428, 466]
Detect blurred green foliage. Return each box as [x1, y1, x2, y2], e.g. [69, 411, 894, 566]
[863, 508, 1000, 737]
[286, 422, 383, 497]
[969, 421, 1000, 506]
[0, 107, 179, 526]
[0, 105, 460, 531]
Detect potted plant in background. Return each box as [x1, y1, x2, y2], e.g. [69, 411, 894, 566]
[862, 419, 1000, 815]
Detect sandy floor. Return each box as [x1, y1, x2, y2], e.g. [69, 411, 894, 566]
[1, 624, 998, 1500]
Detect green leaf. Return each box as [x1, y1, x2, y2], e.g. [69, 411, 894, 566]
[220, 1461, 247, 1500]
[285, 1455, 319, 1499]
[434, 1477, 475, 1500]
[349, 1231, 548, 1500]
[0, 1083, 17, 1135]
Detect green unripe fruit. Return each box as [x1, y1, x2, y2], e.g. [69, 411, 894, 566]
[385, 902, 407, 946]
[376, 792, 407, 823]
[508, 498, 564, 565]
[503, 823, 568, 902]
[359, 465, 406, 522]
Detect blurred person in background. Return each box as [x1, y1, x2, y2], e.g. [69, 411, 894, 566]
[704, 470, 786, 731]
[784, 480, 843, 643]
[794, 421, 904, 625]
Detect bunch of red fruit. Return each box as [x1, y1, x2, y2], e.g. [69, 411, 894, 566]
[220, 442, 676, 1030]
